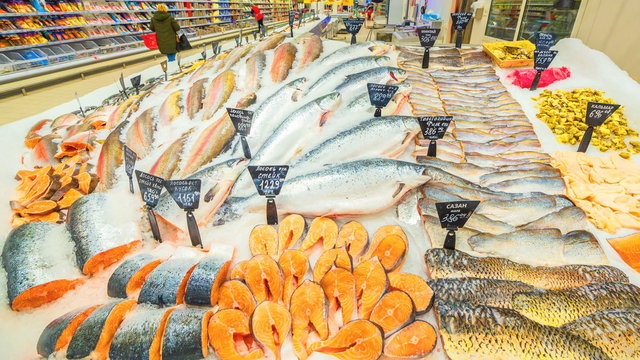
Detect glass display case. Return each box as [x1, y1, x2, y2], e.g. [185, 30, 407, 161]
[485, 0, 523, 41]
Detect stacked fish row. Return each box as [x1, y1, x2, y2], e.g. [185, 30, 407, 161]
[398, 46, 607, 267]
[425, 248, 640, 360]
[37, 217, 438, 360]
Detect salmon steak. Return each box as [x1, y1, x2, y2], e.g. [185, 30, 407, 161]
[249, 224, 279, 257]
[383, 320, 437, 359]
[300, 217, 339, 251]
[336, 221, 369, 258]
[290, 280, 329, 360]
[209, 309, 264, 360]
[313, 247, 352, 283]
[320, 267, 356, 334]
[308, 319, 383, 360]
[217, 279, 257, 317]
[388, 272, 434, 314]
[353, 257, 389, 319]
[279, 249, 309, 307]
[243, 254, 284, 303]
[250, 301, 292, 360]
[369, 290, 416, 337]
[278, 214, 306, 255]
[362, 234, 407, 272]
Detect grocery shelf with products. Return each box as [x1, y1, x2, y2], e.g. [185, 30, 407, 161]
[0, 0, 292, 75]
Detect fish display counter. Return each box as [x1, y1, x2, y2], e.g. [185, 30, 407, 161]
[1, 17, 640, 360]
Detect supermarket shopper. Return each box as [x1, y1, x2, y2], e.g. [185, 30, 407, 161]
[251, 4, 266, 37]
[150, 4, 180, 62]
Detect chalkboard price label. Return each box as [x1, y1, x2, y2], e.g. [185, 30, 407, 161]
[343, 18, 364, 44]
[417, 27, 440, 48]
[367, 83, 399, 111]
[534, 32, 556, 50]
[164, 179, 201, 210]
[228, 108, 254, 136]
[135, 170, 164, 208]
[585, 102, 620, 126]
[435, 200, 480, 250]
[248, 165, 289, 197]
[451, 12, 472, 30]
[417, 116, 453, 140]
[534, 50, 558, 71]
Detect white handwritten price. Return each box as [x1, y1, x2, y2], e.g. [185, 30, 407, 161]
[441, 213, 469, 223]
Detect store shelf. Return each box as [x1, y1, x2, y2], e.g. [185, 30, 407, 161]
[0, 10, 155, 17]
[0, 31, 147, 53]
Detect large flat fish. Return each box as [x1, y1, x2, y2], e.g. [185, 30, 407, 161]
[254, 34, 285, 52]
[475, 195, 573, 226]
[184, 243, 235, 306]
[424, 248, 628, 290]
[2, 222, 83, 310]
[213, 159, 430, 225]
[158, 90, 183, 125]
[185, 78, 208, 119]
[429, 278, 535, 309]
[201, 70, 235, 120]
[562, 309, 640, 360]
[270, 42, 297, 82]
[487, 176, 566, 196]
[162, 307, 213, 360]
[436, 302, 612, 360]
[221, 43, 255, 70]
[149, 130, 192, 180]
[297, 34, 323, 69]
[513, 282, 640, 327]
[521, 206, 588, 234]
[109, 305, 175, 360]
[244, 51, 266, 92]
[125, 108, 155, 159]
[67, 193, 141, 275]
[479, 167, 561, 186]
[96, 120, 128, 191]
[468, 229, 608, 266]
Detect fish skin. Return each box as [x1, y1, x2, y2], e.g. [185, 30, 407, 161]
[201, 70, 236, 120]
[184, 244, 235, 306]
[435, 302, 613, 360]
[106, 95, 140, 128]
[487, 176, 566, 196]
[475, 195, 573, 226]
[107, 253, 160, 299]
[416, 157, 495, 183]
[468, 229, 608, 266]
[307, 56, 391, 94]
[213, 159, 430, 225]
[138, 256, 201, 306]
[270, 42, 297, 82]
[51, 113, 82, 129]
[297, 34, 323, 69]
[424, 248, 628, 290]
[149, 130, 192, 180]
[318, 41, 392, 68]
[109, 305, 174, 360]
[521, 206, 588, 234]
[465, 152, 542, 167]
[221, 43, 255, 70]
[291, 116, 420, 166]
[479, 167, 562, 186]
[37, 305, 99, 357]
[2, 222, 81, 310]
[67, 193, 140, 274]
[158, 90, 183, 125]
[178, 93, 256, 178]
[162, 307, 212, 360]
[513, 282, 640, 327]
[333, 67, 407, 101]
[125, 108, 155, 159]
[244, 51, 266, 92]
[186, 78, 208, 119]
[290, 280, 329, 360]
[345, 82, 411, 113]
[562, 309, 640, 360]
[254, 34, 285, 52]
[429, 278, 536, 309]
[96, 120, 128, 191]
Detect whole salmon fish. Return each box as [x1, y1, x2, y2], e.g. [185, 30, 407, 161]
[270, 42, 297, 83]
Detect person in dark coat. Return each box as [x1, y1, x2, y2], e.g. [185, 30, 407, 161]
[250, 4, 265, 37]
[150, 4, 180, 61]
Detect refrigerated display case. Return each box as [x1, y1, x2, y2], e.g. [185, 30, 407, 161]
[480, 0, 583, 42]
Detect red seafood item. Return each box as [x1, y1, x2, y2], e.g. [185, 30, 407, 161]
[508, 67, 571, 89]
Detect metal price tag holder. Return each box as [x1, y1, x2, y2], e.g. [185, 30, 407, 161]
[435, 200, 479, 249]
[248, 165, 289, 225]
[135, 170, 165, 242]
[164, 179, 203, 248]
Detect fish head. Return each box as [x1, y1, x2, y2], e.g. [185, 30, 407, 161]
[288, 78, 307, 102]
[237, 93, 257, 107]
[387, 68, 408, 83]
[374, 56, 391, 66]
[396, 82, 412, 94]
[316, 92, 342, 111]
[369, 44, 393, 56]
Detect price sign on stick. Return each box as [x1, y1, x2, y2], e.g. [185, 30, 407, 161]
[343, 18, 364, 44]
[75, 92, 85, 117]
[227, 108, 254, 159]
[577, 102, 621, 153]
[289, 11, 296, 37]
[417, 116, 453, 157]
[160, 60, 168, 81]
[248, 165, 289, 225]
[135, 170, 164, 242]
[450, 12, 472, 48]
[123, 145, 137, 194]
[417, 27, 440, 68]
[529, 50, 558, 90]
[534, 32, 556, 51]
[367, 83, 399, 117]
[435, 200, 480, 250]
[130, 75, 142, 95]
[165, 179, 202, 248]
[119, 73, 128, 98]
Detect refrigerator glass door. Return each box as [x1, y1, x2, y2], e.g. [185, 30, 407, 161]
[485, 0, 523, 40]
[518, 0, 582, 41]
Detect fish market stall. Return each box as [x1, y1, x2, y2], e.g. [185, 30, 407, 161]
[1, 16, 640, 360]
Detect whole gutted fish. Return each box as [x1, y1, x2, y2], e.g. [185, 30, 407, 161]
[185, 78, 208, 119]
[512, 282, 640, 326]
[96, 120, 128, 191]
[468, 229, 608, 266]
[149, 130, 192, 180]
[253, 34, 285, 52]
[475, 196, 573, 226]
[125, 108, 155, 159]
[221, 43, 255, 70]
[2, 222, 82, 310]
[522, 206, 588, 234]
[436, 302, 612, 360]
[213, 159, 429, 225]
[424, 248, 628, 290]
[297, 34, 323, 69]
[244, 51, 266, 92]
[202, 70, 235, 120]
[158, 90, 183, 125]
[429, 278, 535, 309]
[417, 157, 495, 183]
[487, 176, 566, 196]
[479, 167, 561, 186]
[562, 309, 640, 360]
[270, 42, 297, 82]
[318, 41, 391, 68]
[333, 67, 407, 101]
[307, 56, 391, 94]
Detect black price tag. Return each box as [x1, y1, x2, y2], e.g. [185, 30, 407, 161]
[248, 165, 289, 225]
[533, 50, 558, 71]
[417, 116, 453, 157]
[119, 73, 128, 98]
[435, 200, 480, 250]
[577, 102, 621, 153]
[343, 18, 364, 44]
[227, 108, 253, 136]
[124, 145, 137, 193]
[367, 83, 399, 116]
[201, 44, 207, 60]
[130, 75, 142, 95]
[534, 32, 555, 50]
[451, 12, 472, 30]
[417, 27, 440, 48]
[164, 179, 201, 210]
[135, 170, 164, 208]
[211, 41, 219, 55]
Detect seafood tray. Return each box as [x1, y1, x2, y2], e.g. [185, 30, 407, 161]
[482, 39, 535, 68]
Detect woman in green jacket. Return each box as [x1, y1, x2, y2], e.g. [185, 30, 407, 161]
[150, 4, 180, 61]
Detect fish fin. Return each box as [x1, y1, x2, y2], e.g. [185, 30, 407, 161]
[319, 111, 333, 127]
[392, 183, 406, 198]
